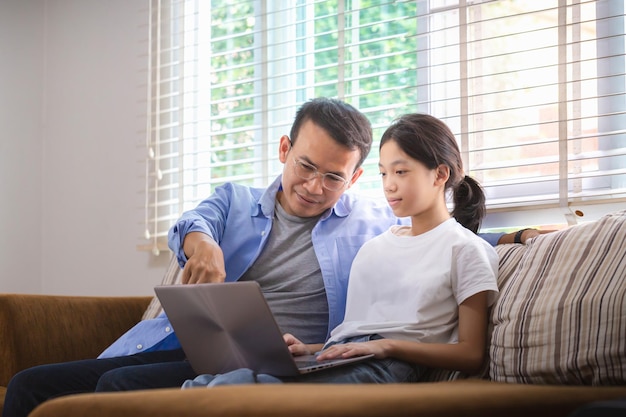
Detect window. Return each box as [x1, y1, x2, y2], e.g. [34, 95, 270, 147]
[143, 0, 626, 254]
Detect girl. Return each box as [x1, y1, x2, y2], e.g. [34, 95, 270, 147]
[184, 113, 499, 386]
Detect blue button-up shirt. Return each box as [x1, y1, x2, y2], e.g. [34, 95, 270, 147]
[99, 176, 406, 358]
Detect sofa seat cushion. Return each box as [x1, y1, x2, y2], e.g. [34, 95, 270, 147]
[490, 209, 626, 385]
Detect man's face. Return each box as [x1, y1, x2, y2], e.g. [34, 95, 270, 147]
[277, 120, 364, 217]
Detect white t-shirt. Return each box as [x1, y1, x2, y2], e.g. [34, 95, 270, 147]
[326, 218, 499, 346]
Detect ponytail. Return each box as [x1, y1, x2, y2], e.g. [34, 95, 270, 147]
[452, 176, 486, 234]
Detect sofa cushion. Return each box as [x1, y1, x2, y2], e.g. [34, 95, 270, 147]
[467, 243, 530, 380]
[489, 209, 626, 385]
[141, 255, 182, 320]
[494, 243, 528, 289]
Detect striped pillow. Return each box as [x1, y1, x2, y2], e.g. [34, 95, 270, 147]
[495, 243, 528, 289]
[141, 254, 183, 320]
[489, 209, 626, 385]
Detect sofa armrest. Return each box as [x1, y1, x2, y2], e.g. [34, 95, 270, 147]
[0, 294, 151, 386]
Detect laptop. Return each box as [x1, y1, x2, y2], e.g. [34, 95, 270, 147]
[154, 281, 373, 377]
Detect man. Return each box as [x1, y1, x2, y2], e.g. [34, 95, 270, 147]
[3, 98, 400, 417]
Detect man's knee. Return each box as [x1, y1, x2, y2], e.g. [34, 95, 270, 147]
[4, 366, 52, 417]
[95, 368, 125, 392]
[7, 365, 46, 395]
[95, 359, 197, 392]
[95, 366, 160, 392]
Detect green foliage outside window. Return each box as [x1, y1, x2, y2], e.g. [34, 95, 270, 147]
[205, 1, 419, 192]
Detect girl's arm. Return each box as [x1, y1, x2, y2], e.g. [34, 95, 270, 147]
[317, 291, 489, 375]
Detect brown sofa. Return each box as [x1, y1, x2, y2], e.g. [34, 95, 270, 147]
[2, 209, 625, 417]
[0, 294, 151, 416]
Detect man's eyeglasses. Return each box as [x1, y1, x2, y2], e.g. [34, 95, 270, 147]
[292, 158, 350, 192]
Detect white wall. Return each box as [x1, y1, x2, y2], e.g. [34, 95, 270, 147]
[0, 0, 44, 294]
[1, 1, 621, 297]
[0, 0, 170, 296]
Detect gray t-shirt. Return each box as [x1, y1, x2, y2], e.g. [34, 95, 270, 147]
[239, 201, 329, 344]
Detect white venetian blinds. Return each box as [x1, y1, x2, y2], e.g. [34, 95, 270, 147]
[142, 0, 626, 253]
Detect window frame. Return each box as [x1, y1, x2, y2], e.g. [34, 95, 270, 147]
[142, 0, 626, 253]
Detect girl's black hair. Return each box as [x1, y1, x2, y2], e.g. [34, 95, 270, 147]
[380, 113, 486, 233]
[452, 175, 486, 233]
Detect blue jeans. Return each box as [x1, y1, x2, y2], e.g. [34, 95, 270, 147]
[184, 335, 425, 387]
[287, 334, 425, 384]
[568, 398, 626, 417]
[2, 349, 194, 417]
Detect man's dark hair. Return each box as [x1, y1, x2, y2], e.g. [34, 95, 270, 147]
[290, 98, 372, 169]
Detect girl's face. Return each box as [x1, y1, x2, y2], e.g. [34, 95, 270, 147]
[378, 139, 447, 219]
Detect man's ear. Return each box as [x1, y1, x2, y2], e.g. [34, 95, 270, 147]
[346, 167, 364, 189]
[434, 164, 450, 186]
[278, 135, 291, 164]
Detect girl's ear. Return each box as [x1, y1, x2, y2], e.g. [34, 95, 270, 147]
[434, 164, 450, 186]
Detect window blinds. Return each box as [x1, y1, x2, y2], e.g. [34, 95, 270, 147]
[143, 0, 626, 253]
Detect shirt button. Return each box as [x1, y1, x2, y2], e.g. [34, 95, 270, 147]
[136, 344, 143, 350]
[165, 326, 171, 332]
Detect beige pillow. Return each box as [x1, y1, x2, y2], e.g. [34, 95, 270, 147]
[141, 254, 183, 320]
[489, 209, 626, 385]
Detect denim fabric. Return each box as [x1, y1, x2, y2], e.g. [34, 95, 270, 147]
[2, 349, 191, 417]
[103, 176, 499, 359]
[568, 398, 626, 417]
[182, 368, 282, 388]
[284, 334, 425, 384]
[183, 335, 425, 388]
[103, 176, 405, 359]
